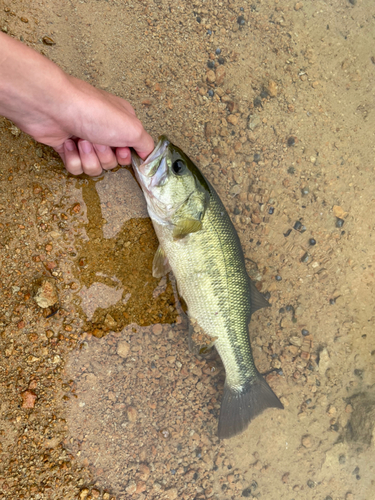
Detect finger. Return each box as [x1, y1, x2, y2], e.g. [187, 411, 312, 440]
[130, 124, 154, 160]
[77, 140, 103, 176]
[116, 147, 131, 166]
[63, 140, 83, 175]
[93, 144, 118, 170]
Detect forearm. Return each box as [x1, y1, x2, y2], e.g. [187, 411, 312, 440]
[0, 32, 154, 175]
[0, 33, 72, 131]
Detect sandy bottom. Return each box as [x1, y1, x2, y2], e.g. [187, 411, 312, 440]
[0, 0, 374, 499]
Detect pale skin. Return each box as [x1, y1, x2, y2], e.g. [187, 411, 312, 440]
[0, 33, 154, 176]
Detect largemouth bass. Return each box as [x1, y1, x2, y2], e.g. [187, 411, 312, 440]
[131, 136, 283, 439]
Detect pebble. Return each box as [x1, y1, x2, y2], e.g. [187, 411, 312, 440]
[282, 472, 290, 483]
[127, 406, 138, 422]
[267, 80, 278, 97]
[34, 279, 58, 308]
[268, 207, 274, 215]
[241, 487, 252, 497]
[275, 275, 282, 281]
[42, 36, 56, 46]
[294, 2, 303, 10]
[248, 115, 261, 130]
[318, 348, 330, 374]
[139, 464, 150, 480]
[21, 390, 37, 409]
[309, 238, 316, 245]
[152, 324, 163, 335]
[126, 482, 137, 495]
[336, 218, 345, 228]
[301, 329, 309, 336]
[215, 48, 221, 55]
[206, 70, 216, 83]
[215, 65, 226, 85]
[117, 340, 130, 358]
[79, 489, 89, 500]
[301, 252, 309, 263]
[287, 136, 295, 146]
[254, 153, 261, 162]
[333, 205, 348, 218]
[227, 114, 238, 126]
[207, 60, 215, 69]
[293, 220, 302, 231]
[301, 186, 309, 195]
[237, 15, 246, 25]
[208, 89, 214, 97]
[301, 435, 313, 448]
[164, 487, 178, 499]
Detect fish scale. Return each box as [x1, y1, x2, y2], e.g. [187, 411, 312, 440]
[132, 136, 283, 439]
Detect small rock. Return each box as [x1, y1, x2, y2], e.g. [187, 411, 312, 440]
[227, 114, 238, 126]
[251, 214, 261, 224]
[267, 80, 278, 97]
[282, 472, 290, 483]
[152, 324, 163, 335]
[215, 65, 226, 85]
[332, 205, 348, 219]
[327, 405, 336, 416]
[42, 36, 56, 46]
[294, 2, 303, 10]
[248, 115, 261, 131]
[126, 482, 137, 495]
[230, 184, 242, 196]
[21, 390, 37, 409]
[34, 279, 58, 308]
[290, 336, 302, 347]
[301, 435, 313, 448]
[319, 348, 330, 374]
[164, 488, 178, 500]
[79, 489, 89, 500]
[127, 406, 138, 422]
[139, 464, 150, 481]
[104, 314, 117, 329]
[206, 70, 216, 83]
[117, 341, 130, 359]
[9, 124, 21, 136]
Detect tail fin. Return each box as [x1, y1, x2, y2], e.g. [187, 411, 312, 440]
[218, 376, 284, 439]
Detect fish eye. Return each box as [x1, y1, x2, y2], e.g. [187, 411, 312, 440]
[171, 159, 186, 175]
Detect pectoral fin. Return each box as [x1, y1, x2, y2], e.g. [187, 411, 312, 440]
[152, 246, 171, 278]
[173, 219, 203, 240]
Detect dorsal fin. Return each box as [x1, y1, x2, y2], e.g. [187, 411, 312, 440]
[249, 279, 270, 316]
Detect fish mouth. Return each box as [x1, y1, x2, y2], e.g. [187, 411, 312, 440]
[132, 135, 169, 176]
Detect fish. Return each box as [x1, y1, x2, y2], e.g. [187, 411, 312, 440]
[131, 136, 283, 439]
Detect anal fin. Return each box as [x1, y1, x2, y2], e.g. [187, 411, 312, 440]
[249, 278, 271, 316]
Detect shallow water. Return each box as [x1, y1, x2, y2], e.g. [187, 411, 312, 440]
[1, 0, 375, 499]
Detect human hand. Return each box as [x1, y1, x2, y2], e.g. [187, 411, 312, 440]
[0, 33, 154, 176]
[43, 75, 155, 176]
